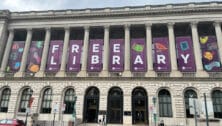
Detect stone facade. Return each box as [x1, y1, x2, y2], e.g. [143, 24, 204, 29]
[0, 1, 222, 126]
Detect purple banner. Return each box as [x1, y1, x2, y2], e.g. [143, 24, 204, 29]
[67, 40, 83, 72]
[176, 36, 196, 72]
[26, 41, 44, 73]
[6, 41, 25, 72]
[46, 40, 63, 72]
[199, 36, 221, 71]
[153, 37, 171, 72]
[130, 38, 147, 72]
[87, 39, 103, 72]
[109, 39, 124, 72]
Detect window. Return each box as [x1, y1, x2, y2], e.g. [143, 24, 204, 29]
[0, 88, 11, 112]
[158, 89, 172, 117]
[41, 88, 52, 113]
[184, 89, 197, 118]
[212, 90, 222, 118]
[19, 88, 33, 112]
[64, 89, 75, 114]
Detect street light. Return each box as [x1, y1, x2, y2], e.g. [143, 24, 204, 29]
[72, 95, 77, 126]
[25, 88, 33, 126]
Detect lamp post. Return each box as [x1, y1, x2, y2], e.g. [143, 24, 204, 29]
[152, 97, 157, 126]
[72, 95, 77, 126]
[25, 88, 33, 126]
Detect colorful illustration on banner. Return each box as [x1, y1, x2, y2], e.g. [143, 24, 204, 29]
[204, 61, 221, 71]
[132, 43, 144, 52]
[203, 51, 214, 61]
[27, 41, 43, 73]
[200, 36, 208, 44]
[180, 41, 189, 51]
[207, 42, 217, 50]
[155, 43, 167, 52]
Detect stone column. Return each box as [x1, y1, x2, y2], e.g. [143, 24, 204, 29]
[0, 29, 14, 77]
[168, 23, 182, 77]
[0, 21, 8, 67]
[100, 25, 109, 77]
[145, 23, 156, 77]
[14, 28, 33, 77]
[56, 27, 70, 77]
[78, 26, 89, 77]
[35, 27, 51, 77]
[190, 22, 208, 77]
[214, 21, 222, 63]
[123, 24, 131, 77]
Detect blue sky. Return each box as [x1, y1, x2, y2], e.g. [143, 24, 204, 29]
[0, 0, 220, 11]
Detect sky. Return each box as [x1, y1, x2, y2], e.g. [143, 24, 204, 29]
[0, 0, 221, 11]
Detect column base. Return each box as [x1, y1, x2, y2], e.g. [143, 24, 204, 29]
[14, 71, 24, 77]
[122, 71, 131, 77]
[145, 70, 157, 77]
[77, 70, 87, 77]
[170, 70, 182, 77]
[55, 71, 66, 77]
[195, 70, 209, 77]
[0, 71, 5, 77]
[35, 71, 45, 77]
[99, 71, 109, 77]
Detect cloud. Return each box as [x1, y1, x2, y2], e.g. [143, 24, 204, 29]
[0, 0, 219, 11]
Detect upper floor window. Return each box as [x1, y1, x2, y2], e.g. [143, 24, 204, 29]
[41, 88, 52, 113]
[184, 89, 197, 118]
[19, 88, 33, 112]
[158, 89, 172, 117]
[64, 88, 75, 114]
[0, 88, 11, 112]
[212, 90, 222, 118]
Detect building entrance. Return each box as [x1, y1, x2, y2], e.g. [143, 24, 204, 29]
[132, 87, 148, 124]
[83, 87, 99, 123]
[107, 87, 123, 124]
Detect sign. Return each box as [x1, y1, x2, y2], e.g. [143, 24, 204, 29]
[189, 98, 201, 115]
[62, 103, 66, 112]
[201, 101, 214, 117]
[6, 41, 25, 72]
[153, 37, 171, 72]
[26, 41, 44, 73]
[176, 36, 196, 72]
[130, 38, 147, 72]
[46, 40, 63, 72]
[199, 36, 222, 71]
[67, 40, 83, 72]
[87, 39, 103, 72]
[109, 39, 124, 72]
[53, 102, 59, 113]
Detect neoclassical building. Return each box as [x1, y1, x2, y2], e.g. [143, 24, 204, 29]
[0, 1, 222, 126]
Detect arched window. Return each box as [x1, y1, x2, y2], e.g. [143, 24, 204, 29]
[184, 89, 197, 118]
[212, 90, 222, 118]
[158, 89, 172, 117]
[64, 88, 75, 114]
[40, 88, 52, 113]
[19, 88, 33, 112]
[0, 88, 11, 112]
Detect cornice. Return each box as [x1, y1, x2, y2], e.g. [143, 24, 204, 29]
[3, 2, 222, 21]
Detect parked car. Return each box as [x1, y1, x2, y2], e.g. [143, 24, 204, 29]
[0, 119, 25, 126]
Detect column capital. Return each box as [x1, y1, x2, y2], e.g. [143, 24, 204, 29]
[8, 28, 14, 32]
[104, 25, 110, 30]
[45, 27, 51, 31]
[190, 21, 198, 27]
[64, 26, 70, 31]
[124, 24, 130, 29]
[213, 21, 221, 27]
[26, 28, 33, 32]
[167, 22, 175, 27]
[84, 26, 90, 31]
[145, 23, 152, 28]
